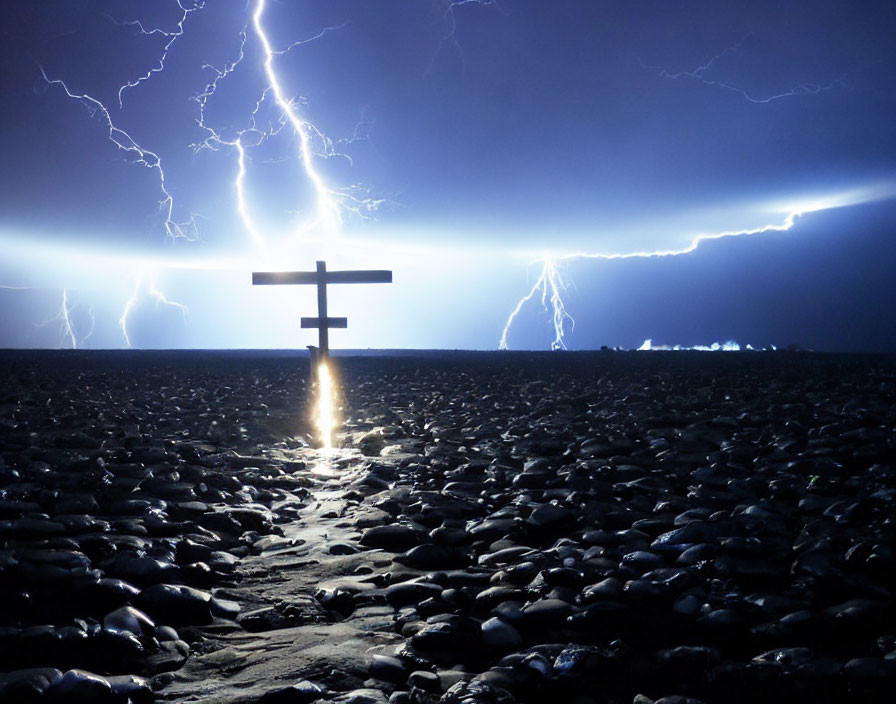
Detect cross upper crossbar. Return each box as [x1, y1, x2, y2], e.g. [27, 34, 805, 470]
[253, 270, 392, 285]
[252, 260, 392, 358]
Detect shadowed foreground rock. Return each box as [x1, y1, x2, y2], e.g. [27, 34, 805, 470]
[1, 350, 894, 703]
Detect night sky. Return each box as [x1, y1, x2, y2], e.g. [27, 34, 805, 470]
[1, 0, 895, 351]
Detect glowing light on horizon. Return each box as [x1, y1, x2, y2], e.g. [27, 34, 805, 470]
[3, 180, 894, 349]
[638, 339, 751, 351]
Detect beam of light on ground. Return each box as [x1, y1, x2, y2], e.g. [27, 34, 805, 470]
[315, 361, 336, 450]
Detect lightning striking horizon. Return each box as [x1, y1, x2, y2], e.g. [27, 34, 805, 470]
[35, 289, 95, 349]
[498, 198, 857, 350]
[499, 257, 574, 351]
[119, 270, 189, 349]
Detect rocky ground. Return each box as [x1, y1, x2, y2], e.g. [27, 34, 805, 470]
[1, 349, 895, 703]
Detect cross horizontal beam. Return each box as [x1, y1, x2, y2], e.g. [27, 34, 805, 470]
[301, 317, 348, 329]
[253, 270, 392, 285]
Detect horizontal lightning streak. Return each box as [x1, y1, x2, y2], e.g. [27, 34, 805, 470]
[500, 207, 810, 350]
[642, 41, 843, 104]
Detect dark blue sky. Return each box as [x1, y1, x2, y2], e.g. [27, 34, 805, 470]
[1, 1, 895, 350]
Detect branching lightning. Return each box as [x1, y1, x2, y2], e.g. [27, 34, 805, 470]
[499, 206, 815, 350]
[17, 4, 892, 351]
[119, 271, 188, 348]
[429, 0, 505, 71]
[113, 1, 205, 107]
[499, 257, 574, 351]
[35, 289, 95, 349]
[37, 0, 382, 346]
[191, 0, 382, 250]
[642, 41, 844, 104]
[39, 66, 199, 244]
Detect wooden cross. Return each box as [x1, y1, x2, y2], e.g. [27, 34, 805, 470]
[252, 260, 392, 358]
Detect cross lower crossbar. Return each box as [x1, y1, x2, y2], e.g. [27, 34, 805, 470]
[301, 317, 348, 329]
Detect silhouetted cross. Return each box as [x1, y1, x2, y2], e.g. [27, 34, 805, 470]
[253, 260, 392, 358]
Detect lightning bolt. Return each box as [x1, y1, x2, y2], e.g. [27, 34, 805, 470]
[119, 270, 189, 348]
[22, 4, 887, 352]
[499, 257, 574, 351]
[32, 0, 385, 347]
[112, 1, 205, 107]
[500, 206, 810, 350]
[39, 67, 199, 243]
[429, 0, 505, 71]
[502, 35, 850, 351]
[254, 0, 345, 238]
[34, 289, 94, 349]
[191, 0, 381, 251]
[642, 40, 844, 104]
[57, 289, 77, 349]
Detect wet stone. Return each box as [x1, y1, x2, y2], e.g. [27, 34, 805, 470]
[44, 669, 114, 702]
[361, 525, 423, 552]
[394, 544, 468, 569]
[481, 617, 523, 650]
[259, 680, 327, 703]
[137, 584, 214, 625]
[0, 668, 63, 700]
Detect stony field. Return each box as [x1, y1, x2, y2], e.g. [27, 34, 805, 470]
[1, 350, 895, 703]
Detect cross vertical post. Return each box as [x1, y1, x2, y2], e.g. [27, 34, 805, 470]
[316, 260, 329, 357]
